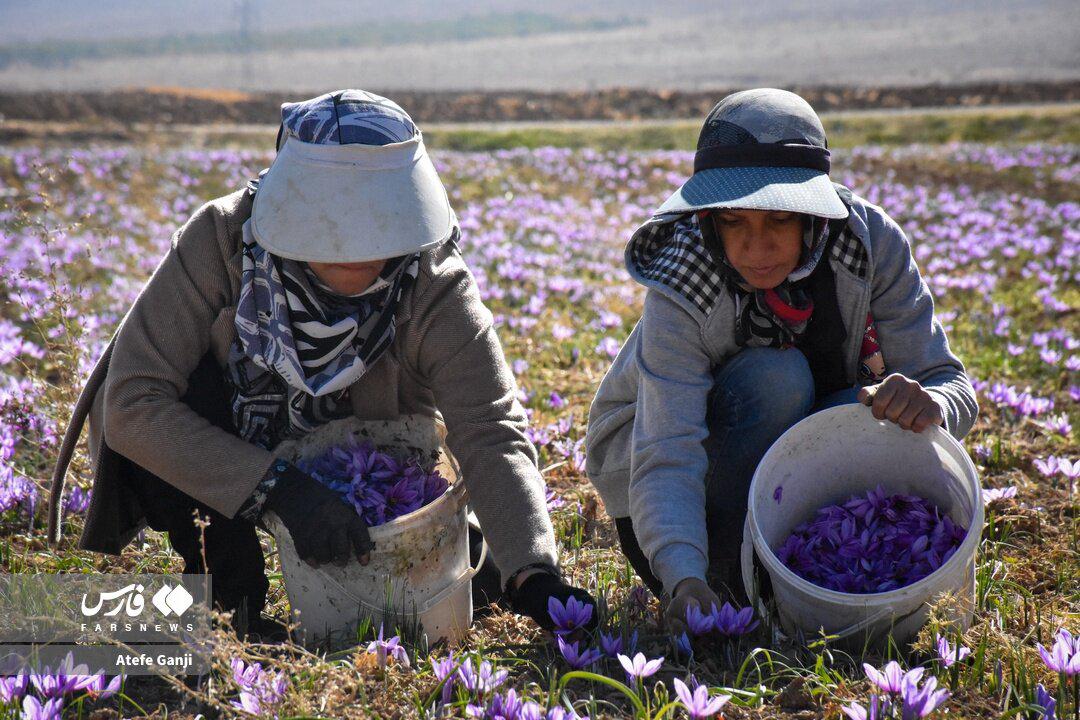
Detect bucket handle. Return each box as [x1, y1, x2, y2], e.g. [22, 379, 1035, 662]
[307, 535, 487, 618]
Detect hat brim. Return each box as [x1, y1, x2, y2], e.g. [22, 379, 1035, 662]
[654, 167, 848, 219]
[250, 135, 453, 262]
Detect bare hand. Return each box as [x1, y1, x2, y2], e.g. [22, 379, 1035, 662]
[663, 577, 721, 636]
[857, 374, 944, 433]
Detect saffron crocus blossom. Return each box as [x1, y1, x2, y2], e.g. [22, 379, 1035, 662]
[431, 652, 459, 706]
[1034, 684, 1056, 720]
[842, 696, 881, 720]
[778, 486, 967, 593]
[79, 673, 123, 699]
[230, 657, 289, 718]
[1037, 628, 1080, 675]
[297, 440, 447, 527]
[557, 637, 602, 670]
[981, 486, 1017, 505]
[366, 625, 411, 669]
[0, 673, 29, 702]
[21, 696, 63, 720]
[935, 635, 971, 667]
[1034, 456, 1061, 477]
[899, 673, 950, 718]
[457, 658, 508, 695]
[864, 661, 922, 695]
[710, 602, 759, 637]
[617, 652, 663, 681]
[673, 677, 729, 719]
[685, 604, 715, 636]
[598, 631, 623, 658]
[548, 595, 593, 636]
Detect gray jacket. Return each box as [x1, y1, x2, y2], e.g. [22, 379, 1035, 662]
[584, 190, 978, 595]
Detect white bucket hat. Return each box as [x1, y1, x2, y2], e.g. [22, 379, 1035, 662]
[250, 89, 454, 263]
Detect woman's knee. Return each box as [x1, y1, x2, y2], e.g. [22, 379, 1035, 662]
[713, 347, 815, 419]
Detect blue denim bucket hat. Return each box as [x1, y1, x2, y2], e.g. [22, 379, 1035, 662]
[251, 89, 454, 263]
[654, 88, 848, 219]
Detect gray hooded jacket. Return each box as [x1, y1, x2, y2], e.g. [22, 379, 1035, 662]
[584, 188, 978, 595]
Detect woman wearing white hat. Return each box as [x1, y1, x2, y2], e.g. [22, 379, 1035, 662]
[49, 90, 594, 639]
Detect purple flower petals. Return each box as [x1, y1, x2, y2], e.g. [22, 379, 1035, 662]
[673, 676, 729, 719]
[547, 595, 594, 636]
[1037, 628, 1080, 675]
[297, 439, 448, 527]
[557, 637, 602, 670]
[935, 635, 971, 667]
[779, 486, 967, 594]
[617, 652, 663, 680]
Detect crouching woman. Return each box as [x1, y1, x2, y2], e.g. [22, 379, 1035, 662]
[48, 90, 594, 638]
[585, 89, 977, 634]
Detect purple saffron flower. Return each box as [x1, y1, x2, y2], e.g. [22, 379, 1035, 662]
[1037, 628, 1080, 676]
[382, 477, 423, 520]
[1034, 456, 1061, 477]
[617, 652, 663, 681]
[547, 595, 593, 636]
[675, 632, 694, 662]
[935, 635, 971, 667]
[21, 696, 63, 720]
[0, 672, 29, 702]
[709, 602, 759, 637]
[864, 661, 922, 695]
[981, 486, 1017, 505]
[899, 673, 950, 718]
[229, 657, 289, 717]
[684, 604, 715, 636]
[842, 696, 882, 720]
[557, 637, 602, 670]
[1034, 683, 1056, 720]
[366, 625, 410, 669]
[549, 392, 567, 409]
[673, 677, 729, 719]
[598, 631, 623, 658]
[457, 658, 508, 695]
[431, 652, 458, 705]
[545, 487, 565, 512]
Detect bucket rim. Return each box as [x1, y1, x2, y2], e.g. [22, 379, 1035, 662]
[747, 403, 985, 603]
[365, 481, 467, 540]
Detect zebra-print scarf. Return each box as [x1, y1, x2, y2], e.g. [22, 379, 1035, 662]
[225, 218, 419, 450]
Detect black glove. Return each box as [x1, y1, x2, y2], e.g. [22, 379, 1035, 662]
[507, 571, 599, 633]
[262, 461, 373, 567]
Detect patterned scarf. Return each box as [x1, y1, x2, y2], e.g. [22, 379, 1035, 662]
[697, 212, 833, 348]
[225, 218, 419, 450]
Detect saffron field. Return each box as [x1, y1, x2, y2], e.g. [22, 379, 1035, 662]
[0, 133, 1077, 718]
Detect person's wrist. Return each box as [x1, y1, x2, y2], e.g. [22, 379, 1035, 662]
[673, 576, 709, 598]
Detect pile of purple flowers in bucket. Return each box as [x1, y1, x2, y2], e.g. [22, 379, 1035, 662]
[296, 440, 448, 527]
[777, 485, 967, 594]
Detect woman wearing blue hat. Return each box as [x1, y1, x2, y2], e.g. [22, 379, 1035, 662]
[48, 90, 595, 640]
[584, 88, 978, 634]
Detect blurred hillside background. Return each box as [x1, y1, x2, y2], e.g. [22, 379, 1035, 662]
[1, 0, 1077, 92]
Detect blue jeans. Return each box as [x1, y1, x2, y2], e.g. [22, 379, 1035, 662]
[616, 346, 860, 599]
[703, 346, 859, 569]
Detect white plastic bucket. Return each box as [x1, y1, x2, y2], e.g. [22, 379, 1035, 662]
[262, 415, 482, 649]
[740, 403, 983, 646]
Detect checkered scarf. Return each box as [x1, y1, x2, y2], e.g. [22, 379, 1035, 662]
[631, 213, 843, 348]
[702, 212, 831, 348]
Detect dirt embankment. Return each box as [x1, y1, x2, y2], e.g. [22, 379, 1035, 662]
[1, 81, 1077, 127]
